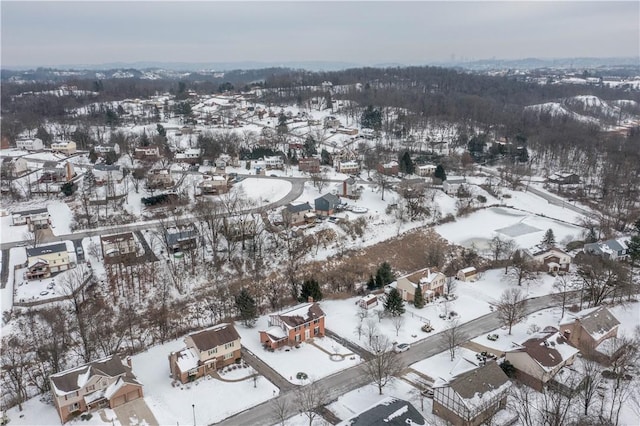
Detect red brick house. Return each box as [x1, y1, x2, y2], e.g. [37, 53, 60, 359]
[49, 355, 143, 423]
[169, 323, 242, 384]
[260, 302, 325, 349]
[298, 158, 320, 173]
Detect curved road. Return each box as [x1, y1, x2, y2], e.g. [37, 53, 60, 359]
[213, 291, 580, 426]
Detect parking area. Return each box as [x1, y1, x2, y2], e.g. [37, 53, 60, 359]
[112, 398, 158, 426]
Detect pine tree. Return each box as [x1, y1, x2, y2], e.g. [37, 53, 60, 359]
[434, 164, 447, 182]
[299, 278, 323, 302]
[366, 275, 376, 291]
[377, 262, 394, 286]
[541, 228, 556, 248]
[413, 283, 425, 309]
[235, 288, 258, 327]
[399, 151, 415, 175]
[384, 288, 405, 317]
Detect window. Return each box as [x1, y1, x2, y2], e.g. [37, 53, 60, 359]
[314, 319, 320, 324]
[295, 334, 301, 342]
[314, 327, 320, 336]
[224, 342, 234, 350]
[208, 348, 218, 356]
[224, 353, 233, 360]
[86, 385, 95, 392]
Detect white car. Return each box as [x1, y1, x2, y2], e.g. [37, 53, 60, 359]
[394, 343, 411, 353]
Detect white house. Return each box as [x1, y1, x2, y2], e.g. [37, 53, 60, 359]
[51, 140, 77, 156]
[16, 138, 44, 151]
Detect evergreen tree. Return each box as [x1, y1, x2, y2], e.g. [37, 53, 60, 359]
[304, 136, 317, 157]
[366, 275, 376, 291]
[156, 124, 166, 138]
[377, 262, 394, 286]
[541, 228, 556, 247]
[413, 283, 425, 309]
[434, 164, 447, 182]
[500, 360, 516, 378]
[360, 106, 382, 130]
[88, 149, 98, 164]
[629, 219, 640, 269]
[299, 278, 323, 302]
[35, 126, 52, 144]
[235, 288, 258, 327]
[320, 149, 331, 165]
[384, 288, 405, 317]
[399, 151, 415, 175]
[61, 182, 76, 196]
[375, 271, 384, 289]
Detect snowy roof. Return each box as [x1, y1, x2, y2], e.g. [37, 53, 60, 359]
[340, 397, 425, 426]
[26, 243, 67, 257]
[447, 362, 511, 412]
[285, 202, 313, 213]
[512, 329, 580, 371]
[12, 207, 49, 217]
[262, 326, 288, 342]
[401, 268, 443, 287]
[174, 347, 200, 372]
[273, 302, 325, 328]
[559, 306, 620, 341]
[459, 266, 477, 274]
[101, 232, 135, 243]
[50, 355, 134, 396]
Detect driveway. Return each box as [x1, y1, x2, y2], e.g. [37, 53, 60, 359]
[112, 398, 159, 426]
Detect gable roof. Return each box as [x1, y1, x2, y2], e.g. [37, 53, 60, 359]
[449, 362, 510, 404]
[26, 243, 67, 257]
[560, 306, 620, 341]
[50, 355, 135, 396]
[274, 302, 325, 328]
[188, 323, 240, 352]
[342, 397, 425, 426]
[316, 193, 340, 204]
[285, 202, 313, 213]
[516, 329, 579, 370]
[13, 207, 49, 217]
[101, 232, 135, 244]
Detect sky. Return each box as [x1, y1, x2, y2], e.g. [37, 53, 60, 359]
[1, 1, 639, 68]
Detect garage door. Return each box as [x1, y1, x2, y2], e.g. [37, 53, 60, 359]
[126, 390, 140, 402]
[112, 395, 126, 407]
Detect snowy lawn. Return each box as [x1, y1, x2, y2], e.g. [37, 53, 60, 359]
[131, 337, 279, 425]
[233, 177, 292, 206]
[411, 346, 484, 383]
[436, 206, 584, 252]
[3, 396, 120, 426]
[236, 313, 362, 384]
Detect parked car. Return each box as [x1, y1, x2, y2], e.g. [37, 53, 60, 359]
[76, 246, 84, 256]
[421, 388, 434, 398]
[421, 324, 434, 333]
[487, 333, 499, 341]
[394, 343, 411, 353]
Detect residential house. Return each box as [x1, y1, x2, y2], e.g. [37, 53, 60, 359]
[263, 155, 284, 170]
[51, 140, 77, 156]
[433, 362, 511, 426]
[583, 238, 631, 261]
[100, 233, 137, 260]
[93, 164, 124, 186]
[11, 207, 50, 230]
[41, 161, 75, 183]
[175, 148, 202, 164]
[314, 193, 340, 216]
[16, 137, 44, 151]
[324, 116, 341, 129]
[134, 145, 161, 160]
[456, 267, 478, 282]
[504, 328, 580, 391]
[1, 157, 28, 178]
[336, 127, 359, 136]
[396, 268, 446, 303]
[377, 161, 399, 176]
[559, 306, 620, 361]
[198, 174, 229, 195]
[337, 161, 360, 174]
[282, 202, 315, 226]
[442, 177, 467, 195]
[298, 157, 321, 173]
[94, 143, 121, 156]
[146, 169, 174, 189]
[166, 228, 198, 253]
[548, 171, 580, 185]
[358, 294, 378, 310]
[24, 243, 70, 280]
[341, 397, 425, 426]
[416, 164, 437, 177]
[341, 177, 361, 199]
[524, 246, 571, 274]
[50, 355, 143, 423]
[260, 302, 325, 349]
[168, 323, 242, 384]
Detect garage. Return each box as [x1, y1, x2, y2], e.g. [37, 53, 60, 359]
[111, 395, 126, 407]
[126, 390, 141, 402]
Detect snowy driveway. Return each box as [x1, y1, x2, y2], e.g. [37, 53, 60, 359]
[112, 398, 158, 426]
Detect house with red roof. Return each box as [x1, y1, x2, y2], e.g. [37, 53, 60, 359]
[259, 302, 325, 349]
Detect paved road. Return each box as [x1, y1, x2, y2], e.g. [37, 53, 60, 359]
[0, 175, 306, 251]
[213, 291, 580, 426]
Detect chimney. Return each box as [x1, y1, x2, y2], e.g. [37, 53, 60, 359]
[308, 296, 314, 303]
[126, 356, 132, 368]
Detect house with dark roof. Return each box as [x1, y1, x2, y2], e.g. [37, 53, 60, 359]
[282, 202, 314, 226]
[169, 323, 242, 384]
[260, 302, 325, 349]
[11, 207, 50, 230]
[24, 243, 70, 280]
[396, 267, 446, 303]
[341, 177, 361, 199]
[165, 227, 198, 253]
[100, 233, 137, 261]
[314, 193, 340, 216]
[505, 327, 580, 391]
[559, 306, 620, 358]
[49, 354, 143, 423]
[340, 397, 425, 426]
[583, 237, 631, 261]
[432, 362, 511, 426]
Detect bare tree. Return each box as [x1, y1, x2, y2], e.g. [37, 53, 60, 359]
[391, 315, 405, 337]
[1, 335, 30, 411]
[496, 288, 526, 335]
[295, 379, 326, 426]
[362, 335, 402, 395]
[580, 353, 604, 417]
[444, 319, 464, 361]
[508, 250, 537, 287]
[552, 275, 574, 319]
[364, 318, 379, 346]
[270, 395, 291, 426]
[375, 171, 392, 201]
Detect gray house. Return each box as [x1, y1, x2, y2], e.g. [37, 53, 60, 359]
[342, 397, 425, 426]
[282, 202, 314, 226]
[583, 237, 630, 261]
[314, 193, 340, 216]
